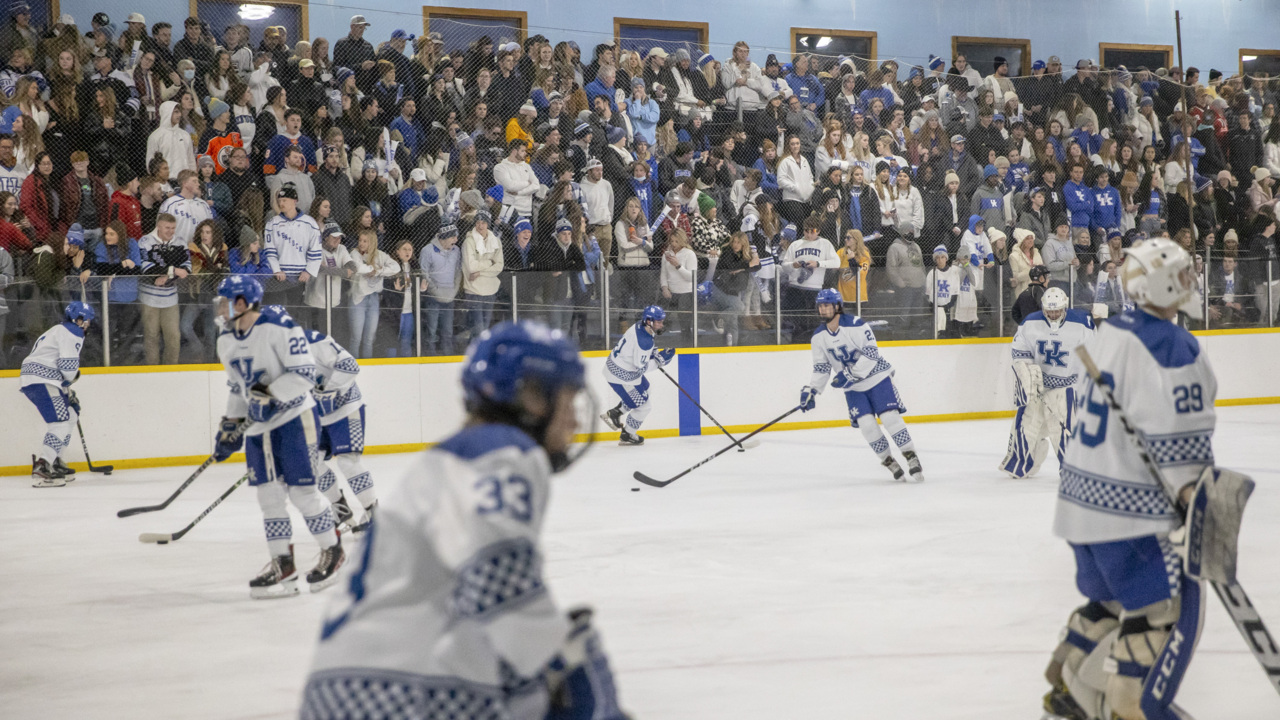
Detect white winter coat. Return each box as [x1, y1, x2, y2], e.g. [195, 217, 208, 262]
[145, 100, 196, 179]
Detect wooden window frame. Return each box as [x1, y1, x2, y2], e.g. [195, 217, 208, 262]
[612, 18, 709, 52]
[951, 36, 1032, 76]
[1097, 42, 1174, 70]
[190, 0, 309, 39]
[790, 28, 877, 66]
[422, 6, 528, 41]
[1240, 48, 1280, 76]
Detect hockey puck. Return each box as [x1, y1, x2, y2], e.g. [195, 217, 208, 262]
[631, 487, 640, 492]
[156, 540, 168, 545]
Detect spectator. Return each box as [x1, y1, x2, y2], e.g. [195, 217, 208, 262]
[461, 210, 504, 337]
[885, 228, 925, 323]
[263, 108, 317, 174]
[159, 169, 213, 246]
[314, 146, 354, 227]
[722, 41, 765, 114]
[180, 219, 227, 360]
[1042, 222, 1078, 287]
[0, 131, 28, 199]
[0, 190, 32, 255]
[263, 183, 320, 314]
[19, 151, 58, 242]
[146, 100, 197, 181]
[59, 150, 109, 248]
[626, 78, 660, 146]
[702, 232, 756, 345]
[399, 168, 440, 238]
[385, 237, 417, 357]
[196, 155, 233, 220]
[334, 16, 376, 89]
[777, 135, 814, 224]
[266, 145, 316, 213]
[93, 220, 143, 361]
[1008, 228, 1045, 299]
[494, 140, 544, 217]
[304, 226, 353, 323]
[228, 232, 271, 276]
[0, 3, 38, 62]
[172, 17, 213, 74]
[137, 213, 190, 365]
[419, 222, 463, 354]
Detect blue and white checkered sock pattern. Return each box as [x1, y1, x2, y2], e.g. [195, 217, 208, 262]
[347, 472, 373, 496]
[1160, 535, 1183, 598]
[624, 414, 644, 431]
[870, 436, 890, 456]
[318, 469, 337, 493]
[892, 428, 913, 448]
[42, 432, 70, 454]
[305, 509, 336, 537]
[264, 517, 292, 556]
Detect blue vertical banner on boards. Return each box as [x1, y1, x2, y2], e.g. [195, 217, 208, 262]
[677, 354, 701, 436]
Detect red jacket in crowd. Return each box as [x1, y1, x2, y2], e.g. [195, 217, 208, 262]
[0, 218, 30, 253]
[19, 172, 58, 241]
[108, 190, 143, 239]
[60, 171, 111, 233]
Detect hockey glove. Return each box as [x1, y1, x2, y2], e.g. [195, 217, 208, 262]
[653, 347, 676, 367]
[214, 417, 244, 462]
[830, 371, 856, 390]
[799, 386, 817, 412]
[545, 607, 627, 720]
[314, 388, 341, 417]
[247, 384, 279, 424]
[65, 389, 81, 414]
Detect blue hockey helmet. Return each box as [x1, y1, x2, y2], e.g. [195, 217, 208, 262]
[217, 275, 264, 306]
[640, 304, 666, 334]
[64, 301, 96, 324]
[815, 288, 843, 307]
[462, 321, 591, 471]
[463, 321, 586, 409]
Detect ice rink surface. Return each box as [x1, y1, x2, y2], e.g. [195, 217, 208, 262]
[4, 406, 1280, 720]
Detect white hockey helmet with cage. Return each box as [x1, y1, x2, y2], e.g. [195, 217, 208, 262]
[1121, 237, 1201, 318]
[1040, 287, 1069, 326]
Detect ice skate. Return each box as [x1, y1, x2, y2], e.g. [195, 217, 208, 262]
[619, 430, 645, 446]
[903, 451, 925, 483]
[882, 456, 905, 482]
[331, 494, 355, 532]
[249, 547, 299, 599]
[31, 456, 66, 488]
[351, 500, 377, 533]
[52, 457, 77, 478]
[600, 403, 624, 431]
[307, 539, 345, 593]
[1040, 685, 1088, 720]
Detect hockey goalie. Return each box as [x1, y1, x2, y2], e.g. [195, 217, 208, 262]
[1001, 288, 1095, 478]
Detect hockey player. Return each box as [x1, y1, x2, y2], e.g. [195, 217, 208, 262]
[211, 275, 344, 599]
[600, 304, 676, 446]
[1000, 287, 1094, 479]
[19, 302, 93, 487]
[302, 326, 378, 532]
[1044, 238, 1215, 720]
[799, 288, 924, 482]
[302, 321, 627, 719]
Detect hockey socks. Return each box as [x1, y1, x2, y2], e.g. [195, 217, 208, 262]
[858, 422, 892, 460]
[879, 410, 916, 454]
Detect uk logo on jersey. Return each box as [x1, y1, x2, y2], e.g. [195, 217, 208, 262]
[1037, 340, 1068, 367]
[1095, 193, 1115, 207]
[828, 344, 859, 366]
[230, 357, 265, 388]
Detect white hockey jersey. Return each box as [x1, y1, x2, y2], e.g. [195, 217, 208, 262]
[303, 328, 363, 425]
[1011, 309, 1095, 400]
[216, 306, 317, 436]
[20, 322, 84, 389]
[603, 322, 663, 386]
[1054, 308, 1217, 545]
[304, 424, 569, 713]
[809, 314, 893, 394]
[780, 236, 840, 291]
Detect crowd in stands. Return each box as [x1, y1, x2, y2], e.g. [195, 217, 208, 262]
[0, 8, 1279, 366]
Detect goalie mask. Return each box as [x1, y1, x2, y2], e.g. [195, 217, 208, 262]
[1121, 238, 1202, 319]
[1040, 287, 1069, 328]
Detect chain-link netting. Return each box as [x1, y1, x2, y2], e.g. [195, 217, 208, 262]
[1, 9, 1277, 368]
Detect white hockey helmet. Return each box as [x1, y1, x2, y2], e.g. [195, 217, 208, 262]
[1121, 238, 1201, 318]
[1040, 287, 1069, 325]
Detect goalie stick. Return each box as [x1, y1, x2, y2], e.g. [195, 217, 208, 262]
[139, 474, 248, 544]
[657, 366, 759, 452]
[1077, 346, 1280, 697]
[76, 418, 113, 474]
[117, 455, 216, 518]
[634, 406, 800, 488]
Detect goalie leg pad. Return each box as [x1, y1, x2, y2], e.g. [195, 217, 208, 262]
[1184, 466, 1255, 584]
[1106, 583, 1205, 720]
[1045, 600, 1122, 719]
[1001, 402, 1050, 478]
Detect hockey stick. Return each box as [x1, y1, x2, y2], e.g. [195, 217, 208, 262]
[75, 418, 113, 474]
[139, 474, 248, 545]
[1077, 347, 1280, 696]
[657, 366, 758, 451]
[634, 406, 801, 488]
[117, 455, 216, 518]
